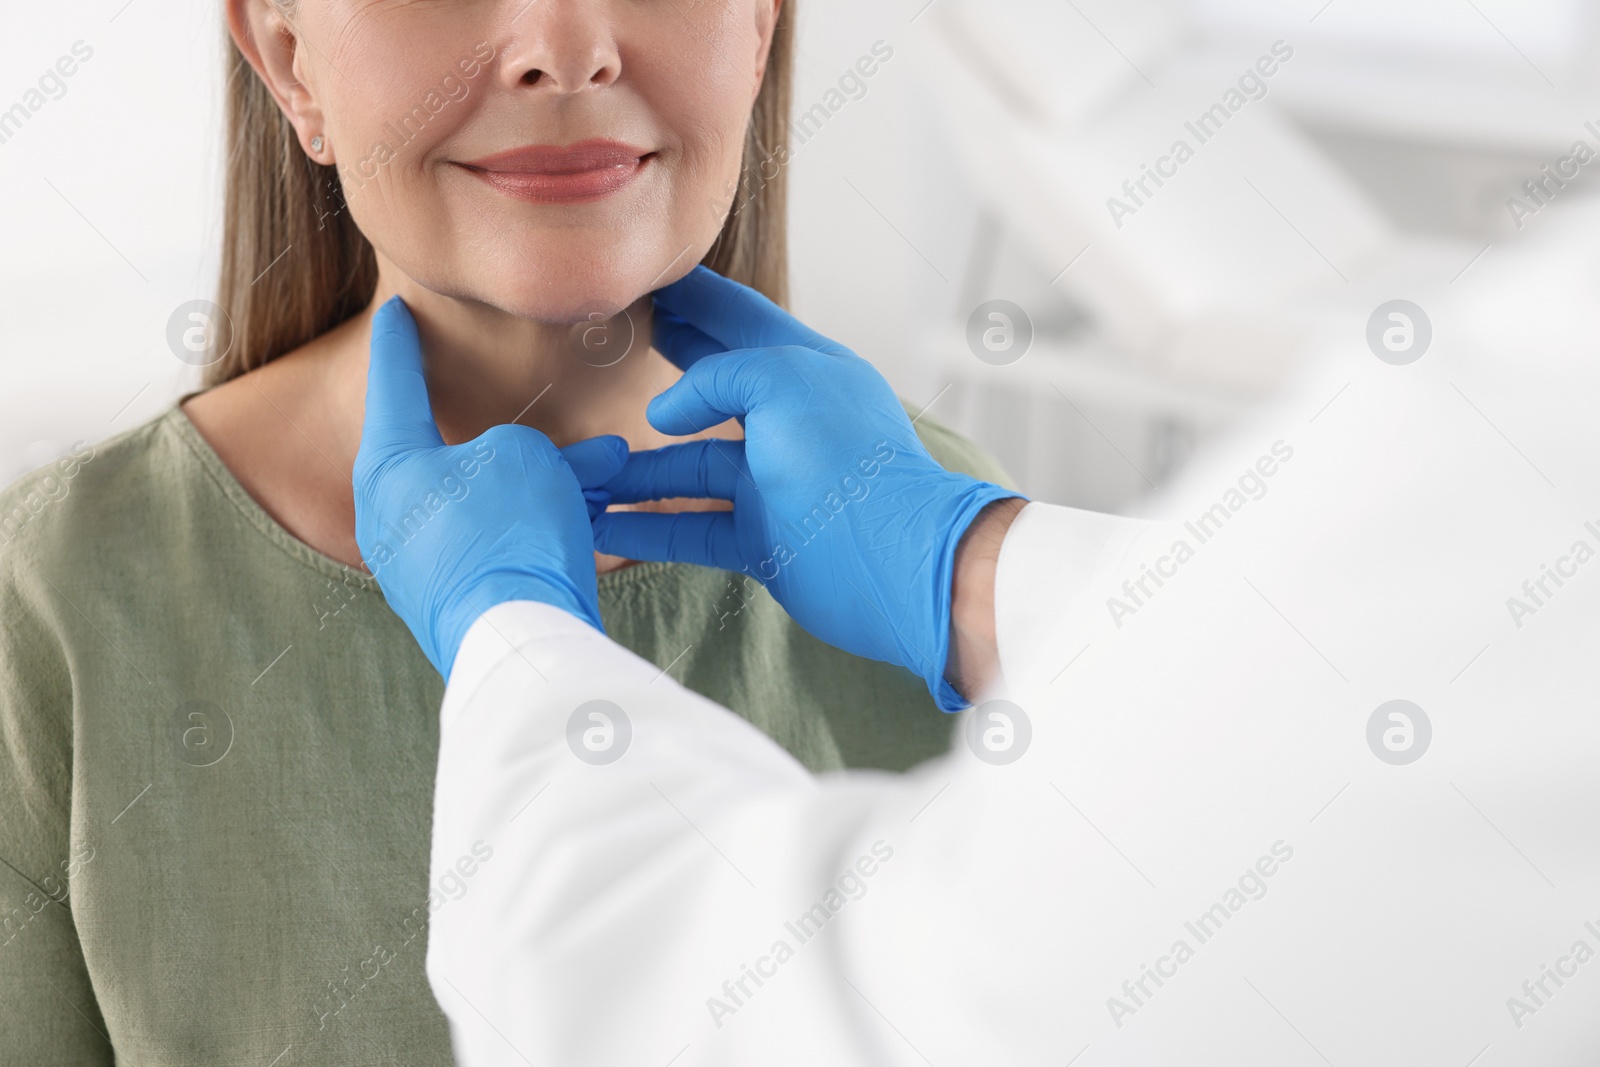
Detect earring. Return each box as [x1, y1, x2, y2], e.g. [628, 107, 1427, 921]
[310, 135, 324, 154]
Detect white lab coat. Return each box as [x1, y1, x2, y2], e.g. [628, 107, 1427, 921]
[424, 348, 1600, 1066]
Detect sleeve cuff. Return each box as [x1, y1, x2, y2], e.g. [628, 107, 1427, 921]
[994, 503, 1178, 694]
[442, 601, 653, 731]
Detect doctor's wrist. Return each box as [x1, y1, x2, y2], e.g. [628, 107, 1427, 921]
[947, 496, 1027, 701]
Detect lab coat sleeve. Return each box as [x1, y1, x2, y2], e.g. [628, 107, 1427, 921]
[425, 502, 1169, 1067]
[994, 499, 1178, 693]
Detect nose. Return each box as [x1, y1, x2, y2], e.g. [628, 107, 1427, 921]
[501, 0, 622, 93]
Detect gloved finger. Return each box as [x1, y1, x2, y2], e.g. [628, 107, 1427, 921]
[652, 307, 725, 371]
[557, 435, 630, 490]
[360, 296, 445, 464]
[654, 265, 842, 356]
[600, 440, 745, 504]
[644, 348, 768, 436]
[581, 489, 611, 523]
[593, 510, 741, 571]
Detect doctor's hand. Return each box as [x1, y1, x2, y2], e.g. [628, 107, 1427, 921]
[593, 266, 1025, 711]
[354, 296, 627, 679]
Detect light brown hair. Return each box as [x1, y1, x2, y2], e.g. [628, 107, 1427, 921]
[208, 3, 793, 386]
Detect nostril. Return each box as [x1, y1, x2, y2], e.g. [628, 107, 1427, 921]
[523, 69, 545, 86]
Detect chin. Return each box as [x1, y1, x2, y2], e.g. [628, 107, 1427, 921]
[476, 244, 684, 325]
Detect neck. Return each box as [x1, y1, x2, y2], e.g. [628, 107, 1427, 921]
[350, 253, 689, 450]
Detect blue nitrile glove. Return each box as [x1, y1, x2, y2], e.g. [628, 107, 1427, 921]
[354, 296, 628, 678]
[593, 266, 1025, 712]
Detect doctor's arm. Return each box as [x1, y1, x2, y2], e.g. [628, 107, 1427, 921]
[428, 497, 1160, 1067]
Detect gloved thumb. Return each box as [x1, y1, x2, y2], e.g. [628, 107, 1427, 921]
[361, 296, 446, 465]
[645, 349, 766, 436]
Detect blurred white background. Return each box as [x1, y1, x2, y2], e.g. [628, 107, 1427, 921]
[4, 0, 1600, 507]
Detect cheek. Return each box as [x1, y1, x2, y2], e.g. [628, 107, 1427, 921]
[636, 16, 766, 241]
[321, 13, 489, 199]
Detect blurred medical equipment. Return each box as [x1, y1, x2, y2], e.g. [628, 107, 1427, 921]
[914, 0, 1600, 510]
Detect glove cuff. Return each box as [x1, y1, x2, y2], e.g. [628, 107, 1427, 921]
[923, 482, 1029, 713]
[434, 571, 605, 680]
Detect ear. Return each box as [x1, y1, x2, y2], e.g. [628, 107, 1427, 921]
[750, 0, 783, 101]
[226, 0, 333, 161]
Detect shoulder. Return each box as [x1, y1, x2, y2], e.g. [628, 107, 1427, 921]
[0, 408, 196, 585]
[0, 416, 192, 893]
[899, 403, 1019, 491]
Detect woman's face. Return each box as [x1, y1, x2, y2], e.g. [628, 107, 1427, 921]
[257, 0, 779, 323]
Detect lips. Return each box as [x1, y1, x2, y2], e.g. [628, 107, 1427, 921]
[458, 139, 652, 204]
